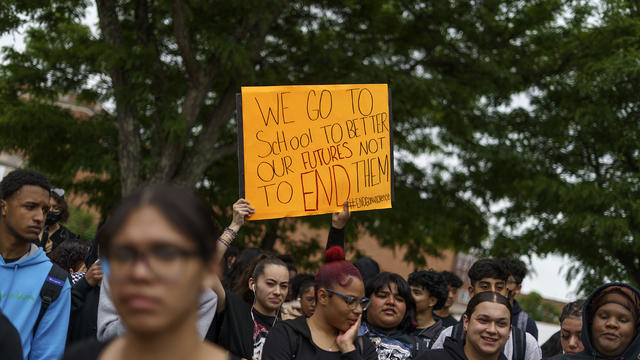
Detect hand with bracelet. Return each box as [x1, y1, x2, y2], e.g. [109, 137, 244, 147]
[214, 199, 255, 314]
[218, 198, 254, 249]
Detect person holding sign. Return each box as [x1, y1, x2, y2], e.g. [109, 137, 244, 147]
[262, 246, 377, 360]
[239, 84, 393, 221]
[209, 253, 290, 360]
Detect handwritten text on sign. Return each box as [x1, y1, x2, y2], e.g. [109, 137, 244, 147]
[240, 84, 392, 220]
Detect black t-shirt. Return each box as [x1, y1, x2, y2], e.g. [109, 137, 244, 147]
[63, 338, 242, 360]
[315, 348, 342, 359]
[252, 308, 278, 359]
[434, 314, 458, 328]
[252, 308, 277, 330]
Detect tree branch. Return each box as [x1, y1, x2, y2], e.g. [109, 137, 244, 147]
[172, 0, 200, 83]
[96, 0, 142, 195]
[149, 1, 219, 183]
[174, 85, 238, 187]
[174, 8, 280, 187]
[614, 248, 640, 287]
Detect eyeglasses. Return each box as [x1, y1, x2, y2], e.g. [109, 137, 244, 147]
[106, 244, 200, 281]
[326, 288, 370, 311]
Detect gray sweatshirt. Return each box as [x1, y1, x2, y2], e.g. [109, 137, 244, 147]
[97, 279, 217, 341]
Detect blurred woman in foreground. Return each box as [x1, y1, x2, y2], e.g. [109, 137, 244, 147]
[63, 184, 235, 360]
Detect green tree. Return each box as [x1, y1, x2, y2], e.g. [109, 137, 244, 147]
[517, 291, 561, 323]
[448, 1, 640, 292]
[65, 205, 99, 242]
[0, 0, 565, 265]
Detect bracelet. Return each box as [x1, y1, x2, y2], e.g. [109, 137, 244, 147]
[224, 227, 238, 238]
[218, 237, 231, 248]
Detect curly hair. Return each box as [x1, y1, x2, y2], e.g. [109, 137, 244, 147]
[500, 257, 528, 284]
[48, 240, 89, 271]
[0, 169, 51, 200]
[560, 299, 585, 323]
[408, 270, 449, 310]
[441, 271, 463, 289]
[290, 273, 315, 299]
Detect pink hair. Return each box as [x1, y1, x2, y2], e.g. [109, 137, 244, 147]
[315, 246, 362, 289]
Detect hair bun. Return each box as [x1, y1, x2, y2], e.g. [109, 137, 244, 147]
[325, 246, 345, 263]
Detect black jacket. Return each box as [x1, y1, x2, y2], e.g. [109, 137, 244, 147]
[49, 225, 80, 251]
[417, 336, 509, 360]
[0, 312, 22, 360]
[545, 353, 567, 360]
[67, 276, 101, 345]
[206, 291, 254, 359]
[262, 316, 378, 360]
[567, 282, 640, 360]
[413, 319, 445, 354]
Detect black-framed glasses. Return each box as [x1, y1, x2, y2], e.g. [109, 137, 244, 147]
[326, 288, 370, 311]
[107, 244, 200, 281]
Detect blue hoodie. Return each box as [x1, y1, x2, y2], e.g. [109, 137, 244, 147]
[0, 244, 71, 360]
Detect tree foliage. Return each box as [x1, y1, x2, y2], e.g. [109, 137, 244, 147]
[0, 0, 566, 266]
[518, 291, 561, 323]
[66, 205, 99, 242]
[458, 1, 640, 292]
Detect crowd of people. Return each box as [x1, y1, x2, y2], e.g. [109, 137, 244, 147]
[1, 168, 639, 360]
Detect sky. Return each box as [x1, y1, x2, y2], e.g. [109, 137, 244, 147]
[0, 13, 582, 304]
[521, 254, 580, 302]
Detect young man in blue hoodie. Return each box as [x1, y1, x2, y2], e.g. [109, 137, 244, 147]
[0, 169, 71, 360]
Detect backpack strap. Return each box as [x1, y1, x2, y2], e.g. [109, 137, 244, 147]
[451, 322, 465, 341]
[33, 264, 68, 337]
[511, 327, 526, 360]
[515, 311, 526, 331]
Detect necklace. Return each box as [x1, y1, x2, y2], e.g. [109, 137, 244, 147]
[327, 339, 339, 352]
[308, 319, 338, 351]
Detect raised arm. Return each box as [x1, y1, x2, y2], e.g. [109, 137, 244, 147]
[213, 199, 254, 313]
[216, 198, 254, 260]
[327, 201, 350, 251]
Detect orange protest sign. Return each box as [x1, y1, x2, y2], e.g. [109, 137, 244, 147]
[237, 84, 393, 220]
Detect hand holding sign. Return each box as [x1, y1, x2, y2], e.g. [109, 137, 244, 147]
[332, 201, 350, 229]
[238, 84, 393, 220]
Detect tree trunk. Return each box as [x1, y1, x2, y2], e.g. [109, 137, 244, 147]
[260, 220, 279, 251]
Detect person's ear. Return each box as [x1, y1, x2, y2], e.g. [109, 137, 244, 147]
[0, 199, 7, 216]
[428, 296, 438, 308]
[463, 313, 469, 333]
[248, 277, 256, 292]
[317, 288, 329, 306]
[515, 283, 522, 295]
[468, 285, 474, 298]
